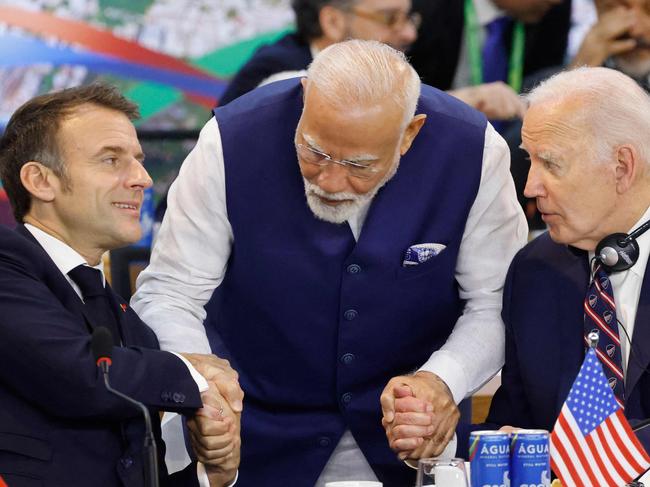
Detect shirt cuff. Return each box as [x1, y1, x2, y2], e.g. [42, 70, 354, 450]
[418, 351, 468, 404]
[197, 463, 238, 487]
[171, 351, 209, 392]
[404, 434, 458, 469]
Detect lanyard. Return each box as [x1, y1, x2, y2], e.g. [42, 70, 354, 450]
[464, 0, 525, 92]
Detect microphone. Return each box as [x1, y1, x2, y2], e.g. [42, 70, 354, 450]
[91, 327, 159, 487]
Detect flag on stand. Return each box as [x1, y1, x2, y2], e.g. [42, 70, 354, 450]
[550, 348, 650, 486]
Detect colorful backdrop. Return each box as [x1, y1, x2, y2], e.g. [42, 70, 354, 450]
[0, 0, 295, 225]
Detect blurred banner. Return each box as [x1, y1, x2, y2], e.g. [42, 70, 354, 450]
[0, 0, 295, 226]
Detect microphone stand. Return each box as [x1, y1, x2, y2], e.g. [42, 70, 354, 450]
[98, 360, 159, 487]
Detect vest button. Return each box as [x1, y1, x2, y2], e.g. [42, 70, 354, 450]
[344, 309, 358, 321]
[318, 436, 331, 447]
[347, 264, 361, 274]
[120, 456, 134, 469]
[341, 353, 355, 365]
[341, 392, 352, 404]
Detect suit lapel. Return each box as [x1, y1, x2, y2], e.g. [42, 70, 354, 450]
[627, 263, 650, 399]
[555, 247, 590, 413]
[15, 224, 90, 326]
[16, 225, 127, 339]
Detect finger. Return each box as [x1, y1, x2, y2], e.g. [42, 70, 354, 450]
[608, 38, 638, 56]
[512, 97, 527, 119]
[394, 395, 431, 413]
[188, 425, 236, 452]
[214, 378, 244, 413]
[394, 411, 434, 426]
[380, 387, 397, 423]
[392, 423, 435, 440]
[191, 431, 236, 454]
[392, 436, 425, 454]
[194, 441, 237, 465]
[196, 401, 225, 420]
[393, 383, 415, 398]
[187, 415, 232, 437]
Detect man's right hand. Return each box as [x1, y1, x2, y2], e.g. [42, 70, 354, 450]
[449, 82, 526, 120]
[571, 6, 637, 68]
[187, 381, 240, 487]
[180, 353, 244, 413]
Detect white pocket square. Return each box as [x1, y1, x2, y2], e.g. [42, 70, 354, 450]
[402, 243, 447, 266]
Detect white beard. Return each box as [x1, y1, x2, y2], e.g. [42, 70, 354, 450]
[302, 158, 399, 224]
[303, 181, 374, 224]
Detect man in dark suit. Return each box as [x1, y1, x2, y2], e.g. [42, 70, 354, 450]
[408, 0, 570, 122]
[0, 84, 242, 486]
[409, 0, 571, 91]
[385, 67, 650, 465]
[220, 0, 419, 105]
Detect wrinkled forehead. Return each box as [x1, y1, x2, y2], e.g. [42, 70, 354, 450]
[298, 87, 405, 150]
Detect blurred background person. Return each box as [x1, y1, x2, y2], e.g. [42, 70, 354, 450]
[219, 0, 419, 105]
[408, 0, 570, 126]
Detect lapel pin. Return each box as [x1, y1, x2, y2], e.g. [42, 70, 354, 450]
[120, 303, 127, 313]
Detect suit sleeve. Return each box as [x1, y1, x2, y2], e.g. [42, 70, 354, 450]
[483, 252, 537, 428]
[455, 252, 536, 457]
[0, 248, 202, 420]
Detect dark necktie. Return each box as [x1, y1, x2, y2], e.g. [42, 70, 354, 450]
[583, 264, 625, 408]
[482, 17, 511, 84]
[68, 265, 122, 345]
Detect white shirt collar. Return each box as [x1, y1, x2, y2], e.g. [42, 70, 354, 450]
[474, 0, 506, 26]
[24, 223, 105, 283]
[625, 204, 650, 279]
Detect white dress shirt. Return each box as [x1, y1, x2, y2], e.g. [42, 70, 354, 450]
[23, 224, 216, 487]
[592, 205, 650, 378]
[132, 116, 527, 480]
[453, 0, 506, 89]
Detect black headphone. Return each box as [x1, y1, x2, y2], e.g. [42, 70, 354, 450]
[595, 219, 650, 273]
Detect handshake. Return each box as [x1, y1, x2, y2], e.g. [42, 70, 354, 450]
[180, 353, 245, 487]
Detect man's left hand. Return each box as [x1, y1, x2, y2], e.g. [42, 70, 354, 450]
[187, 382, 241, 486]
[380, 371, 459, 459]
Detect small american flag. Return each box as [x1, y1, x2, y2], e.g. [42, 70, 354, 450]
[550, 348, 650, 486]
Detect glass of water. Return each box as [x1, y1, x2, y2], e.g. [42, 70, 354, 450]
[416, 458, 469, 487]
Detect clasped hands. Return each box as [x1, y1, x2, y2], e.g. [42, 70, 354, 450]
[380, 371, 460, 463]
[181, 353, 244, 487]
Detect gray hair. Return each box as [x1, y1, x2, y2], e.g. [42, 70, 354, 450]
[305, 39, 421, 128]
[525, 67, 650, 166]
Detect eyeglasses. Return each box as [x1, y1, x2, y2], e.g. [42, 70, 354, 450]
[295, 143, 381, 180]
[349, 8, 422, 30]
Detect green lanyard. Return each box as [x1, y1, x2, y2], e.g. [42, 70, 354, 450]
[464, 0, 525, 92]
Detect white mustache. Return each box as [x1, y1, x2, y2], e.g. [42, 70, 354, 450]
[305, 182, 358, 202]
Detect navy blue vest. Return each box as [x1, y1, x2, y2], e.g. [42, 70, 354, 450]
[206, 79, 486, 486]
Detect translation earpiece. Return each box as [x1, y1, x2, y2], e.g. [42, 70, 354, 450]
[595, 232, 640, 273]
